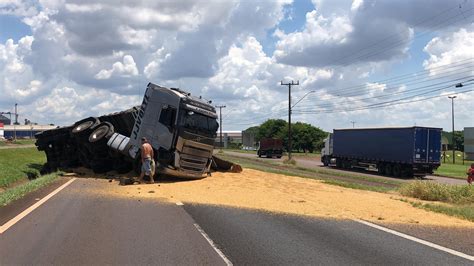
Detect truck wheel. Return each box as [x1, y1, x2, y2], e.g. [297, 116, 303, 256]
[72, 117, 100, 135]
[323, 158, 329, 166]
[392, 164, 402, 177]
[377, 163, 384, 175]
[385, 164, 393, 176]
[89, 122, 114, 143]
[402, 166, 413, 178]
[343, 160, 351, 169]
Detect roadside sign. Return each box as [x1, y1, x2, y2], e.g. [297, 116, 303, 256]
[0, 122, 3, 139]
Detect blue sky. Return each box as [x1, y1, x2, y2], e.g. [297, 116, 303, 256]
[0, 0, 472, 132]
[0, 15, 31, 43]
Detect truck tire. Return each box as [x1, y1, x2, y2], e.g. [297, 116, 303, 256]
[72, 117, 100, 136]
[89, 122, 114, 143]
[392, 164, 402, 177]
[377, 163, 385, 175]
[402, 166, 413, 178]
[385, 164, 393, 176]
[322, 157, 329, 166]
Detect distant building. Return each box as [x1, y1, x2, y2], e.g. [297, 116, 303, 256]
[215, 131, 242, 148]
[0, 114, 11, 125]
[3, 124, 56, 139]
[465, 127, 474, 160]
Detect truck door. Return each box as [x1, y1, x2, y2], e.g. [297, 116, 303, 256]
[414, 128, 428, 163]
[154, 104, 177, 150]
[428, 129, 441, 163]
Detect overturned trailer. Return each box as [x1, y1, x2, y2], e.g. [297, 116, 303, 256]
[35, 83, 241, 178]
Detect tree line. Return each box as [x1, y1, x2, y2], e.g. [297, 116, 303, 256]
[244, 119, 328, 153]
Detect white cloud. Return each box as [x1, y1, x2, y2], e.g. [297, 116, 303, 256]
[423, 27, 474, 75]
[95, 55, 139, 80]
[0, 0, 38, 16]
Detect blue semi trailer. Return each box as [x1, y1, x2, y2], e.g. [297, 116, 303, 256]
[321, 127, 442, 177]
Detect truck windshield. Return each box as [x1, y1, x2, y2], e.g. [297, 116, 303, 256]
[179, 111, 218, 133]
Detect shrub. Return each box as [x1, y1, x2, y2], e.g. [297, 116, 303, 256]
[399, 181, 474, 204]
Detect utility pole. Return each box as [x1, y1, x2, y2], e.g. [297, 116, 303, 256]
[448, 96, 456, 164]
[14, 103, 18, 141]
[281, 80, 299, 160]
[215, 105, 226, 149]
[351, 121, 356, 128]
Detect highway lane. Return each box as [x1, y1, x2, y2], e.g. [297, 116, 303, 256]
[0, 179, 226, 265]
[183, 203, 473, 265]
[222, 150, 467, 185]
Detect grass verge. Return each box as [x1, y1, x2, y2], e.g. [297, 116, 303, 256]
[218, 154, 397, 193]
[434, 163, 472, 180]
[0, 147, 46, 188]
[399, 181, 474, 222]
[0, 172, 60, 206]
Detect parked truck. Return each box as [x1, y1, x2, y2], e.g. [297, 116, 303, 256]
[257, 138, 283, 158]
[35, 83, 240, 179]
[321, 127, 442, 177]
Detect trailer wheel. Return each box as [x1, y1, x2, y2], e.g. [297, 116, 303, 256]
[72, 117, 100, 135]
[392, 164, 402, 177]
[401, 166, 413, 178]
[89, 122, 114, 143]
[377, 163, 385, 175]
[384, 164, 393, 176]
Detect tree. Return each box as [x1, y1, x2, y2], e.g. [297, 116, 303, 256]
[256, 119, 287, 141]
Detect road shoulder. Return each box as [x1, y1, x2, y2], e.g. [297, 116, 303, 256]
[0, 177, 70, 226]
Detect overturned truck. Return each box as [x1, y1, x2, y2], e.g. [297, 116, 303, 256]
[35, 83, 241, 178]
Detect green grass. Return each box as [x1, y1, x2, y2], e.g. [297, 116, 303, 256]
[435, 163, 472, 180]
[0, 147, 46, 188]
[0, 139, 36, 146]
[399, 181, 474, 204]
[0, 173, 60, 206]
[412, 202, 474, 222]
[398, 181, 474, 222]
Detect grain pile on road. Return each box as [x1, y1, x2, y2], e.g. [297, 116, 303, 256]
[80, 168, 473, 228]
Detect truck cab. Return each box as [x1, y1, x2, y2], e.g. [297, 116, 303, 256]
[108, 83, 218, 178]
[321, 133, 333, 166]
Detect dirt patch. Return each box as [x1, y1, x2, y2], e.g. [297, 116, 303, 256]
[77, 168, 473, 228]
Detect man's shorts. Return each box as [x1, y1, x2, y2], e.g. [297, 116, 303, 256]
[142, 158, 152, 176]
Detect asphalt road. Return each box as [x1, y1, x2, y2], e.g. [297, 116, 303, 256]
[1, 178, 472, 265]
[184, 203, 473, 265]
[222, 151, 467, 185]
[0, 179, 226, 265]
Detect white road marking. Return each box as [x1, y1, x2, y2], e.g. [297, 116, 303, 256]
[0, 178, 76, 234]
[176, 202, 184, 206]
[355, 219, 474, 261]
[193, 223, 233, 266]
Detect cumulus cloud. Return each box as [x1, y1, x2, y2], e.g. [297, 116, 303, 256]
[0, 0, 472, 132]
[275, 0, 470, 68]
[95, 55, 139, 80]
[423, 27, 474, 75]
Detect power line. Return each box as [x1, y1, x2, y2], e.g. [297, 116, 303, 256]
[301, 59, 474, 99]
[295, 76, 474, 110]
[293, 84, 473, 114]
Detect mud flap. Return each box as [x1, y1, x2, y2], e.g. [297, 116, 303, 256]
[211, 155, 243, 173]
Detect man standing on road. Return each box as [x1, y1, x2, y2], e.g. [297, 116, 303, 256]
[467, 163, 474, 186]
[139, 137, 155, 184]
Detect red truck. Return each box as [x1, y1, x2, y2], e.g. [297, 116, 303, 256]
[257, 138, 283, 158]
